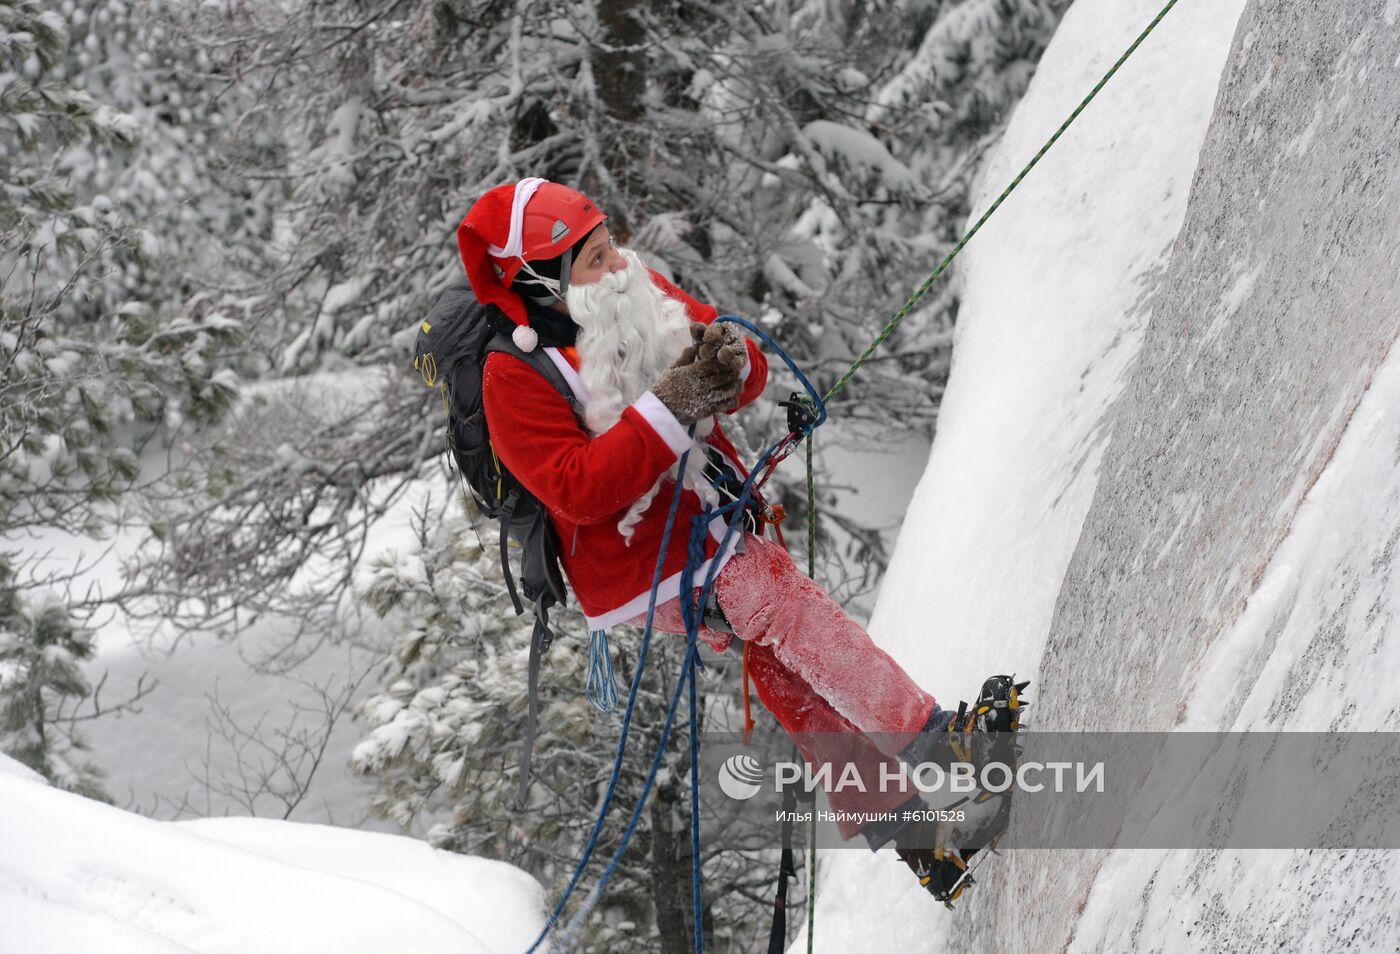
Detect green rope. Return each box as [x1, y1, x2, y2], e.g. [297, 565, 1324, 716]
[786, 3, 1184, 941]
[806, 437, 817, 580]
[822, 0, 1183, 406]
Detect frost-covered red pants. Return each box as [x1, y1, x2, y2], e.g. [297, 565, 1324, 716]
[627, 533, 938, 840]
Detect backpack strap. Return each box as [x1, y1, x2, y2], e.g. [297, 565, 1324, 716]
[497, 489, 526, 616]
[482, 339, 578, 623]
[482, 336, 580, 808]
[515, 592, 556, 811]
[484, 336, 582, 419]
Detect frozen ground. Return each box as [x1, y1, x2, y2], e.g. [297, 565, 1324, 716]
[0, 752, 545, 953]
[805, 0, 1400, 951]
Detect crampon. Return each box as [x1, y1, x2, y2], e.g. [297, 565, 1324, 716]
[895, 674, 1030, 909]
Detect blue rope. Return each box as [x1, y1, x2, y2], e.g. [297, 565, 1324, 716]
[714, 315, 827, 432]
[528, 321, 828, 952]
[689, 638, 703, 954]
[585, 629, 620, 713]
[553, 498, 723, 948]
[523, 443, 697, 954]
[553, 609, 706, 949]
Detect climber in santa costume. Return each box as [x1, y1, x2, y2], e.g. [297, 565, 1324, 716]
[450, 177, 1026, 903]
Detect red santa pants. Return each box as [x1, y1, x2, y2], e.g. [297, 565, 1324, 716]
[625, 533, 937, 838]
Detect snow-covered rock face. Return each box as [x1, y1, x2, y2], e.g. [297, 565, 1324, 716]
[1034, 2, 1400, 949]
[1041, 0, 1400, 735]
[809, 0, 1400, 951]
[800, 0, 1249, 949]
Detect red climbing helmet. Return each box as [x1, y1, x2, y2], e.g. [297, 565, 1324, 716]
[492, 179, 605, 288]
[457, 178, 607, 331]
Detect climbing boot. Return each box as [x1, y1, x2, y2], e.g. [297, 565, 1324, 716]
[899, 675, 1030, 769]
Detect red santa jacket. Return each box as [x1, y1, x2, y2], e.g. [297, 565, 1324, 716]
[481, 273, 769, 630]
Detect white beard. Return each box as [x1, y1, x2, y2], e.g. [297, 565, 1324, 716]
[567, 248, 717, 543]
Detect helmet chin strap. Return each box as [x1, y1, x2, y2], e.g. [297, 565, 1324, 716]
[516, 246, 575, 307]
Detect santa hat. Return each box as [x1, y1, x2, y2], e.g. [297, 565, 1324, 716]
[457, 178, 605, 353]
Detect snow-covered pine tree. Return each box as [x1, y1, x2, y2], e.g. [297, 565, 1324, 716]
[0, 556, 108, 799]
[1, 0, 245, 539]
[1, 0, 242, 792]
[46, 0, 277, 358]
[351, 494, 772, 953]
[130, 0, 1074, 641]
[0, 0, 140, 541]
[0, 0, 137, 251]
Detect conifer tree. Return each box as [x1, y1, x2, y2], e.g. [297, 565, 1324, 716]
[1, 0, 233, 790]
[352, 497, 767, 953]
[0, 557, 108, 799]
[2, 0, 244, 540]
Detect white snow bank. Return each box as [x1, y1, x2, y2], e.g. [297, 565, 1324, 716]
[180, 816, 542, 953]
[0, 766, 544, 954]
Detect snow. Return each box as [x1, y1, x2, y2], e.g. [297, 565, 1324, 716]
[11, 368, 445, 828]
[321, 274, 373, 316]
[793, 0, 1249, 948]
[12, 0, 1400, 947]
[0, 752, 44, 784]
[799, 120, 921, 191]
[1068, 343, 1400, 952]
[871, 0, 1248, 703]
[0, 759, 545, 954]
[81, 620, 388, 825]
[805, 0, 1400, 950]
[1037, 0, 1400, 946]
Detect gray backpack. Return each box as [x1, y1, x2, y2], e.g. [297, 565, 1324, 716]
[414, 276, 581, 805]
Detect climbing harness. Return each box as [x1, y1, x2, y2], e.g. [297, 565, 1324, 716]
[525, 0, 1186, 946]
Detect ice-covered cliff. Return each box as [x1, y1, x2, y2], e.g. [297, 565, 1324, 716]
[805, 0, 1400, 950]
[1044, 0, 1400, 948]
